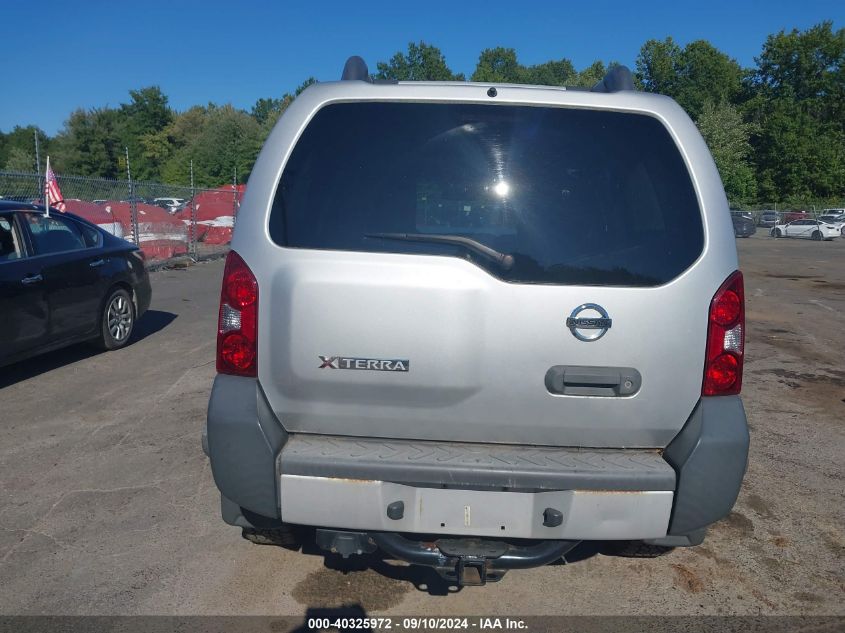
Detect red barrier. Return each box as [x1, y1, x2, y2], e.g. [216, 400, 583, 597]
[101, 201, 188, 260]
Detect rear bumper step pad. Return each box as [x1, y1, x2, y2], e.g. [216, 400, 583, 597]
[279, 434, 675, 492]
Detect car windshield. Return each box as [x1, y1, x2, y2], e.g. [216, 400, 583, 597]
[270, 102, 704, 287]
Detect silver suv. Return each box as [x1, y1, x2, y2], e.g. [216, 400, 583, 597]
[203, 57, 749, 585]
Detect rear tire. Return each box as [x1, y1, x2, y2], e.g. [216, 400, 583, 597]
[772, 229, 782, 238]
[604, 540, 674, 558]
[812, 230, 822, 241]
[98, 288, 135, 350]
[242, 526, 301, 548]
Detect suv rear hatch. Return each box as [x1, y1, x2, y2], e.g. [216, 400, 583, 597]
[258, 100, 714, 448]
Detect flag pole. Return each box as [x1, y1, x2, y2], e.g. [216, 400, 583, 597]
[44, 156, 50, 217]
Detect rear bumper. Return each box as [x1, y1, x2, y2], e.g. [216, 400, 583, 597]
[205, 375, 749, 540]
[280, 475, 673, 539]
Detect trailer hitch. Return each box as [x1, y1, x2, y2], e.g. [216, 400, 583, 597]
[370, 533, 579, 586]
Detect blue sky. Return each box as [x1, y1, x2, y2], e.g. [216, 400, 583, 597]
[2, 0, 842, 135]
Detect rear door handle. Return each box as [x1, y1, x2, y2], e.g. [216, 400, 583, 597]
[545, 365, 642, 397]
[89, 259, 106, 268]
[21, 274, 43, 285]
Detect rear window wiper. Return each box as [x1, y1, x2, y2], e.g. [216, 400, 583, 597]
[365, 232, 515, 270]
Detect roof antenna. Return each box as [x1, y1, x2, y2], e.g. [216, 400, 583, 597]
[341, 56, 372, 82]
[591, 65, 635, 93]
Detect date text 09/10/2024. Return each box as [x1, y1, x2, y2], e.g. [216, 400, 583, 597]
[306, 617, 528, 630]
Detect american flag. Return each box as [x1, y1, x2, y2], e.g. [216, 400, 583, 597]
[44, 157, 66, 212]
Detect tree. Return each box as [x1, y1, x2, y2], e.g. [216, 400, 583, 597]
[120, 86, 173, 181]
[377, 42, 463, 81]
[294, 77, 317, 95]
[522, 59, 577, 86]
[674, 41, 742, 118]
[471, 47, 521, 83]
[52, 108, 123, 178]
[156, 106, 212, 184]
[753, 22, 844, 106]
[251, 97, 285, 125]
[747, 22, 845, 202]
[251, 77, 318, 128]
[574, 61, 608, 87]
[696, 101, 757, 204]
[636, 38, 742, 119]
[122, 86, 171, 133]
[4, 146, 35, 171]
[0, 125, 49, 171]
[162, 105, 263, 187]
[636, 38, 681, 95]
[751, 99, 845, 202]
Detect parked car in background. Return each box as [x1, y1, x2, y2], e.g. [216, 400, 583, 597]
[153, 197, 186, 214]
[757, 210, 780, 228]
[730, 212, 756, 238]
[818, 213, 845, 236]
[120, 195, 154, 205]
[771, 219, 840, 240]
[0, 201, 151, 368]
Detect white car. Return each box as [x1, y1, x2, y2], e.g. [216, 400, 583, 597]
[153, 197, 186, 213]
[818, 214, 845, 236]
[771, 219, 840, 240]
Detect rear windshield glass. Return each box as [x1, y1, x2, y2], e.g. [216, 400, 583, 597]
[270, 102, 704, 286]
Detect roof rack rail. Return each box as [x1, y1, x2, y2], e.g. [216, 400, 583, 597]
[341, 55, 372, 82]
[591, 65, 635, 93]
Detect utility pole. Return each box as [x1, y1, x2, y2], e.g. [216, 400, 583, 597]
[34, 130, 42, 199]
[34, 129, 41, 174]
[190, 159, 197, 259]
[232, 166, 238, 225]
[125, 147, 139, 247]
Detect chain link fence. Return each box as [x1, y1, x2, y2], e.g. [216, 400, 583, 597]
[0, 170, 241, 266]
[735, 202, 845, 222]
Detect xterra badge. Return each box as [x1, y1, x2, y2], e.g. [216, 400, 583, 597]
[318, 356, 410, 372]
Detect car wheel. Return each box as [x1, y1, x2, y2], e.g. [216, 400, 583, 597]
[772, 229, 782, 238]
[241, 526, 301, 548]
[812, 230, 822, 241]
[98, 288, 135, 350]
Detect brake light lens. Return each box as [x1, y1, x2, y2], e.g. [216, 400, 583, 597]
[703, 271, 744, 396]
[217, 251, 258, 376]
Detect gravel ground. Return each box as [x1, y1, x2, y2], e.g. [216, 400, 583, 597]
[0, 234, 842, 616]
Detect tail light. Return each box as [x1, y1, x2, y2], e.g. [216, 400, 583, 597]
[216, 250, 258, 377]
[702, 271, 744, 396]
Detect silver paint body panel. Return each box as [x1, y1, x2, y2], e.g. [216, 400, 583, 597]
[233, 81, 739, 448]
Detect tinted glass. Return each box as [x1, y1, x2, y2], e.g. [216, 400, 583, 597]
[271, 102, 704, 286]
[0, 214, 23, 261]
[23, 213, 87, 254]
[79, 222, 101, 248]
